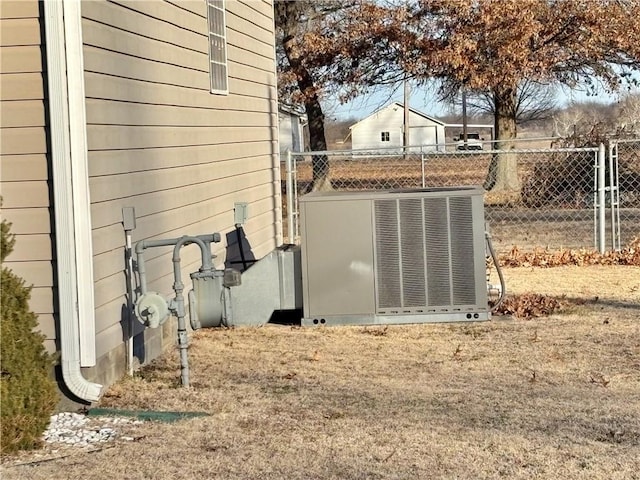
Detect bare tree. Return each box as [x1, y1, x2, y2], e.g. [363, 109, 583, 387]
[615, 92, 640, 133]
[449, 80, 557, 126]
[274, 1, 350, 191]
[551, 105, 586, 138]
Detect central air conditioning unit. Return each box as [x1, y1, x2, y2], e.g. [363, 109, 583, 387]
[134, 187, 492, 333]
[298, 187, 490, 326]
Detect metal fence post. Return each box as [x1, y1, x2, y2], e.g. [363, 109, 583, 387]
[608, 140, 621, 251]
[285, 150, 295, 244]
[421, 148, 426, 188]
[597, 143, 606, 253]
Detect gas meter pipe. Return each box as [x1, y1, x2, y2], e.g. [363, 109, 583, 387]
[171, 236, 215, 388]
[134, 234, 220, 387]
[135, 234, 219, 295]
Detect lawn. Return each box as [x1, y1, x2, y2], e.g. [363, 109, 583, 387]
[2, 265, 639, 479]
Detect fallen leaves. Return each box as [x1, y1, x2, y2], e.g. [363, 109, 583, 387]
[499, 236, 640, 268]
[361, 326, 389, 336]
[589, 372, 610, 388]
[493, 293, 562, 319]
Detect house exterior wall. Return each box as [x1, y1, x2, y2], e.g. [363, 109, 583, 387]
[351, 104, 445, 152]
[2, 0, 280, 393]
[80, 0, 280, 387]
[0, 1, 57, 354]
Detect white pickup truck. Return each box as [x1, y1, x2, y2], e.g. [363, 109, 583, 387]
[454, 132, 484, 150]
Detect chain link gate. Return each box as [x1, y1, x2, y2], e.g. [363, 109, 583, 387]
[614, 139, 640, 249]
[607, 141, 621, 251]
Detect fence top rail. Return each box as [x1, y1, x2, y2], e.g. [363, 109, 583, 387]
[424, 147, 599, 154]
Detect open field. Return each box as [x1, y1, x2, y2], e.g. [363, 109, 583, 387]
[2, 265, 639, 479]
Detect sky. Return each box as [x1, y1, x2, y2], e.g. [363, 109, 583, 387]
[322, 81, 637, 123]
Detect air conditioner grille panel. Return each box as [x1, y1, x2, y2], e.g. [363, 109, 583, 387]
[374, 200, 401, 308]
[424, 197, 452, 307]
[374, 195, 479, 312]
[449, 197, 477, 305]
[399, 198, 427, 307]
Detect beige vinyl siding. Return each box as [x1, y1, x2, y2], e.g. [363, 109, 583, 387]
[0, 45, 43, 72]
[0, 1, 40, 20]
[86, 142, 274, 176]
[0, 1, 56, 354]
[0, 72, 44, 101]
[83, 72, 273, 111]
[82, 1, 279, 371]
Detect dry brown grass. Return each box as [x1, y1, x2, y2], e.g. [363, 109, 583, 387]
[2, 266, 639, 479]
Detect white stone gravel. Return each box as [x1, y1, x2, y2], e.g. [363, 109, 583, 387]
[42, 412, 144, 447]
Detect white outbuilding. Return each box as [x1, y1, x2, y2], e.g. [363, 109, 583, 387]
[349, 102, 446, 153]
[278, 105, 307, 155]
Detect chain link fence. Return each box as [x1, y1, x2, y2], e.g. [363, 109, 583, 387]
[615, 139, 640, 248]
[282, 138, 640, 254]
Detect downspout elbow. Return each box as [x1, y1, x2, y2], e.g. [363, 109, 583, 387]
[61, 359, 102, 403]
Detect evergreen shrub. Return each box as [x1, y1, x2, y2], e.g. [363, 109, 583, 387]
[1, 212, 58, 454]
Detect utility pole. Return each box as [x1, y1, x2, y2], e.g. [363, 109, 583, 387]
[461, 88, 468, 149]
[404, 78, 410, 157]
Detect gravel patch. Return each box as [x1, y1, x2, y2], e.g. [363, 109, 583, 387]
[42, 412, 143, 447]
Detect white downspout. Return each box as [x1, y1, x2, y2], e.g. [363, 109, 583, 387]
[44, 0, 102, 402]
[62, 0, 96, 368]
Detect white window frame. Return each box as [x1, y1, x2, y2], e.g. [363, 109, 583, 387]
[207, 0, 229, 95]
[381, 131, 390, 142]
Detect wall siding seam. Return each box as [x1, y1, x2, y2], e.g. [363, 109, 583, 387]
[88, 154, 270, 179]
[227, 40, 273, 62]
[227, 4, 273, 33]
[87, 145, 275, 176]
[89, 184, 275, 231]
[103, 0, 205, 32]
[235, 0, 273, 20]
[85, 96, 273, 114]
[163, 1, 206, 19]
[83, 69, 208, 94]
[82, 44, 208, 74]
[226, 16, 274, 40]
[82, 17, 205, 56]
[83, 71, 275, 102]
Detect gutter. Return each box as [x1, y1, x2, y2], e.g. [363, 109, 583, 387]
[44, 0, 102, 402]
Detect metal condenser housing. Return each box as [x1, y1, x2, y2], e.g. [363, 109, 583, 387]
[299, 187, 490, 326]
